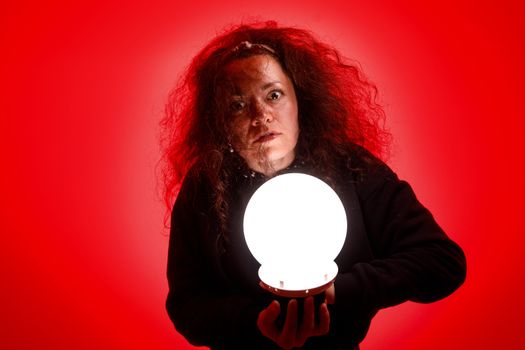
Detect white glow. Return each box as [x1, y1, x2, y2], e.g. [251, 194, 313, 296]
[243, 173, 347, 293]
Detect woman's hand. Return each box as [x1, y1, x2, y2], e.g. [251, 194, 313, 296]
[257, 297, 330, 349]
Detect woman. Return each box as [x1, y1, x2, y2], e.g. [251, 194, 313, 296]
[161, 21, 466, 349]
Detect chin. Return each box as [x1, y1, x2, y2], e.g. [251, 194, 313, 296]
[265, 148, 295, 166]
[243, 144, 295, 170]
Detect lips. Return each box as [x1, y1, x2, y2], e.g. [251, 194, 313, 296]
[254, 131, 280, 143]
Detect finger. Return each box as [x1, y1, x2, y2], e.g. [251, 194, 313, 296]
[303, 297, 315, 330]
[314, 302, 330, 336]
[279, 299, 298, 349]
[295, 296, 315, 347]
[257, 301, 281, 339]
[325, 283, 336, 304]
[266, 300, 281, 320]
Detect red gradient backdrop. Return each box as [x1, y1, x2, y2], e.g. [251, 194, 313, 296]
[1, 1, 524, 349]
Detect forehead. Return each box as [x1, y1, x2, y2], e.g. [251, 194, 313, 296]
[224, 55, 289, 85]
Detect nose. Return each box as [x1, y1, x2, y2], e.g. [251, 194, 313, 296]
[250, 101, 273, 126]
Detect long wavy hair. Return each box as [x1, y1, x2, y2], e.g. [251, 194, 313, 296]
[160, 21, 391, 227]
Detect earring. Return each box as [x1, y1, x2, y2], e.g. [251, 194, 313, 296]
[227, 143, 234, 153]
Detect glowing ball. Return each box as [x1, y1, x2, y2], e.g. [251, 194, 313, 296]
[243, 173, 347, 296]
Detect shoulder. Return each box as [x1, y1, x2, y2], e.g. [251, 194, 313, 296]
[172, 164, 215, 215]
[343, 144, 399, 192]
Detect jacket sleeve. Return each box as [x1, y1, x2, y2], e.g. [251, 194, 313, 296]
[334, 158, 466, 320]
[165, 172, 272, 348]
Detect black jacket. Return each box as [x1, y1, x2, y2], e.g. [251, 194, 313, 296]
[166, 148, 466, 349]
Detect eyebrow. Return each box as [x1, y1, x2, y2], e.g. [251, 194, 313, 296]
[261, 81, 281, 90]
[230, 81, 283, 97]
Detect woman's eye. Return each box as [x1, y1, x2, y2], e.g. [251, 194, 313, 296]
[268, 90, 282, 101]
[230, 100, 246, 112]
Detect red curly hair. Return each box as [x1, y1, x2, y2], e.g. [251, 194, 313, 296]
[160, 21, 390, 216]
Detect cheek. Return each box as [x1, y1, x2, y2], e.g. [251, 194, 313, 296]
[283, 97, 299, 129]
[285, 107, 299, 135]
[230, 119, 250, 144]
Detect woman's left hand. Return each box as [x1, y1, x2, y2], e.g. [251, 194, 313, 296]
[257, 297, 330, 349]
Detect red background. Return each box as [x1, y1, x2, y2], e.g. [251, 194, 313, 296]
[2, 0, 524, 348]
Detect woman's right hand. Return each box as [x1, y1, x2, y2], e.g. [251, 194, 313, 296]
[257, 297, 330, 349]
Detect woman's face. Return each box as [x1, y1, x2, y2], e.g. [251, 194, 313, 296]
[224, 55, 299, 176]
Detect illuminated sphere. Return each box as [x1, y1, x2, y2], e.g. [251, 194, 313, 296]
[243, 173, 347, 295]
